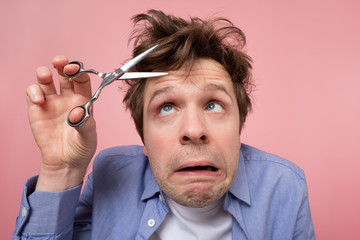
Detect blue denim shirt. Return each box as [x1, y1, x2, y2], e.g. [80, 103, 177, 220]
[12, 144, 315, 239]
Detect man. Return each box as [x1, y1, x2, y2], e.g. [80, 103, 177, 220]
[13, 10, 315, 239]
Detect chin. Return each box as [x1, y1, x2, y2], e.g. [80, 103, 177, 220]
[176, 193, 222, 208]
[168, 183, 228, 208]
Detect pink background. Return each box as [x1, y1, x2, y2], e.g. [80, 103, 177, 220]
[1, 0, 359, 239]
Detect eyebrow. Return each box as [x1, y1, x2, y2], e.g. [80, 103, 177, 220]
[148, 83, 234, 106]
[205, 83, 235, 104]
[204, 84, 232, 98]
[148, 86, 176, 106]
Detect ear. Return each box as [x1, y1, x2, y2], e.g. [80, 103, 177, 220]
[143, 146, 148, 156]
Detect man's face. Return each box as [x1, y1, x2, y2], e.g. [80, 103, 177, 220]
[142, 58, 241, 208]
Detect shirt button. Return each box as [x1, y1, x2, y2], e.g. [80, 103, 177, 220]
[148, 219, 156, 227]
[159, 195, 163, 201]
[21, 206, 27, 217]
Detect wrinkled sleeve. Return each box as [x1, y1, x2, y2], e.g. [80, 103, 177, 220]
[12, 175, 84, 240]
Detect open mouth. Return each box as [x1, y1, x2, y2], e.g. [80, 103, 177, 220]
[177, 166, 218, 172]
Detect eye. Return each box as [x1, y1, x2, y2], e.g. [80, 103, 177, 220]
[206, 102, 223, 112]
[159, 104, 175, 115]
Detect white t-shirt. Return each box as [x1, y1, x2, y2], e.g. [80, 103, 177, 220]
[150, 196, 232, 240]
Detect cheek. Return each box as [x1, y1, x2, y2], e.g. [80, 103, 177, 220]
[144, 130, 173, 155]
[144, 118, 179, 149]
[221, 140, 240, 182]
[213, 118, 240, 144]
[143, 128, 175, 167]
[215, 121, 241, 171]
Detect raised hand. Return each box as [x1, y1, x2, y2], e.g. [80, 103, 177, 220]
[26, 56, 97, 191]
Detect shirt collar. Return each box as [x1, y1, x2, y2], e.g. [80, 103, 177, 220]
[140, 147, 251, 206]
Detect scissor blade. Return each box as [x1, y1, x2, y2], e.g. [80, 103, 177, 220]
[120, 45, 158, 72]
[117, 72, 168, 80]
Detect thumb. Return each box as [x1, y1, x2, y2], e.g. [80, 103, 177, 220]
[68, 106, 86, 125]
[68, 105, 97, 141]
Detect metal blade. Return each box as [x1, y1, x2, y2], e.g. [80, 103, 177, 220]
[120, 45, 158, 72]
[117, 72, 168, 80]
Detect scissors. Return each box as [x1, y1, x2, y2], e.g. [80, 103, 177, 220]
[64, 45, 167, 127]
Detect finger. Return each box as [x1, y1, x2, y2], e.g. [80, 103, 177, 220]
[36, 67, 57, 96]
[52, 55, 74, 94]
[74, 108, 96, 138]
[75, 115, 97, 145]
[25, 84, 45, 105]
[64, 64, 80, 78]
[63, 63, 93, 98]
[68, 107, 85, 125]
[68, 104, 96, 139]
[68, 101, 95, 125]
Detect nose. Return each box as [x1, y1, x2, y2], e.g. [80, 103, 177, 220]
[179, 109, 209, 145]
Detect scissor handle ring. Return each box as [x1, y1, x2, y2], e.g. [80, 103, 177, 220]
[63, 61, 83, 79]
[67, 104, 90, 128]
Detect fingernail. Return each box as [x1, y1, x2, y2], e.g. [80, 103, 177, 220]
[32, 94, 42, 102]
[37, 67, 48, 76]
[30, 89, 43, 102]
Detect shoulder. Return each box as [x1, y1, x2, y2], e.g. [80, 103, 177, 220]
[96, 145, 145, 160]
[93, 145, 148, 173]
[241, 144, 307, 192]
[241, 143, 305, 179]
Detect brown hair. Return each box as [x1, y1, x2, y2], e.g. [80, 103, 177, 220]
[123, 10, 253, 141]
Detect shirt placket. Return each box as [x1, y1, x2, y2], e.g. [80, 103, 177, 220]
[136, 193, 169, 240]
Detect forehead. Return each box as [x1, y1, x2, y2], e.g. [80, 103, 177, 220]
[144, 58, 233, 95]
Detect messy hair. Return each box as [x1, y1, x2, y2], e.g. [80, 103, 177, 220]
[123, 9, 253, 141]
